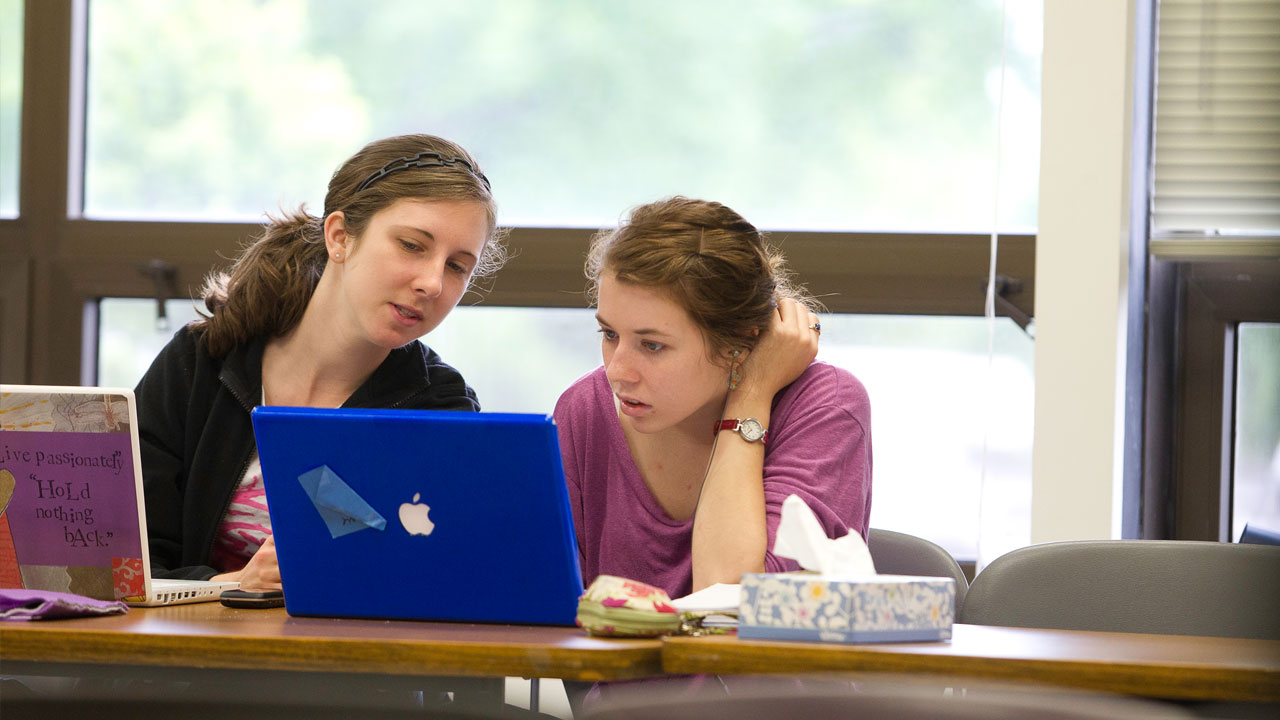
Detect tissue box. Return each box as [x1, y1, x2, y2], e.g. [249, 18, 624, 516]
[738, 573, 954, 643]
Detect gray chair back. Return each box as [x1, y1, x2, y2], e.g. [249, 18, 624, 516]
[867, 528, 969, 615]
[1240, 522, 1280, 546]
[959, 540, 1280, 639]
[582, 676, 1194, 719]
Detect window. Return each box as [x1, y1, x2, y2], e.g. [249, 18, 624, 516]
[1233, 322, 1280, 540]
[1155, 261, 1280, 541]
[85, 0, 1041, 231]
[25, 0, 1043, 562]
[97, 299, 205, 387]
[0, 0, 20, 217]
[99, 301, 1033, 561]
[431, 310, 1035, 563]
[1145, 0, 1280, 540]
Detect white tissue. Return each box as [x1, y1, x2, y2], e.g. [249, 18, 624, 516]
[772, 494, 877, 578]
[670, 583, 739, 613]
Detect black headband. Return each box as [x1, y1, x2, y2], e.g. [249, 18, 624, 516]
[355, 151, 491, 193]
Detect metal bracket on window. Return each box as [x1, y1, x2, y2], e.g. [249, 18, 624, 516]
[142, 260, 178, 332]
[988, 274, 1034, 337]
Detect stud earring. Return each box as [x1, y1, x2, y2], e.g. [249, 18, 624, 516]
[728, 349, 743, 390]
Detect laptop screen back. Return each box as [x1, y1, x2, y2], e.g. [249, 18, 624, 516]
[0, 385, 152, 601]
[252, 406, 583, 626]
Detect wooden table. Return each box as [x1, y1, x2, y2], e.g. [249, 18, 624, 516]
[663, 623, 1280, 702]
[1, 601, 662, 711]
[0, 602, 659, 682]
[8, 608, 1278, 706]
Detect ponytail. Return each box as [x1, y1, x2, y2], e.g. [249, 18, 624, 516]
[194, 207, 326, 357]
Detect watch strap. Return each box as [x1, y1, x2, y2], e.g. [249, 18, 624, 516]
[715, 418, 739, 435]
[714, 418, 769, 445]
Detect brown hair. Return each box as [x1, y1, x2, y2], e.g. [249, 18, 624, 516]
[586, 196, 815, 358]
[195, 134, 507, 357]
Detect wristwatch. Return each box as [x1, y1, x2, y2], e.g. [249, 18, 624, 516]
[715, 417, 769, 445]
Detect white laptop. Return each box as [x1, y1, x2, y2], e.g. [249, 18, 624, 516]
[0, 385, 238, 606]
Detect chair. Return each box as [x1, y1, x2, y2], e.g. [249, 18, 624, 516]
[867, 528, 969, 615]
[1240, 523, 1280, 546]
[959, 540, 1280, 640]
[581, 674, 1194, 719]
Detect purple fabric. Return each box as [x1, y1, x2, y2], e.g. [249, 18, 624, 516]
[0, 589, 129, 621]
[554, 361, 873, 599]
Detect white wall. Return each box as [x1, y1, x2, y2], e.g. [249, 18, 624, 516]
[1031, 0, 1136, 542]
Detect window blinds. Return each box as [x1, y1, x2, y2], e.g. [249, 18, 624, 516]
[1153, 0, 1280, 237]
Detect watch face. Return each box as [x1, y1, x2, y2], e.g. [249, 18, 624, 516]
[739, 418, 765, 442]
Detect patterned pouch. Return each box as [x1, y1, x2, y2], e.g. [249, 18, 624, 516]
[576, 575, 682, 637]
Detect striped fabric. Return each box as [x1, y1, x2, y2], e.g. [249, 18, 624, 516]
[212, 452, 272, 573]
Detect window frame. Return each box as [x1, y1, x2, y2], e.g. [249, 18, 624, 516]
[5, 0, 1036, 388]
[10, 1, 1274, 555]
[1136, 0, 1280, 542]
[47, 0, 1280, 557]
[1144, 258, 1280, 541]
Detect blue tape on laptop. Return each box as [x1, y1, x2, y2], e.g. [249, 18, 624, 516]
[252, 407, 583, 626]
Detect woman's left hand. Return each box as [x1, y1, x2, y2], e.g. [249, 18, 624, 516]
[211, 536, 282, 592]
[734, 298, 820, 400]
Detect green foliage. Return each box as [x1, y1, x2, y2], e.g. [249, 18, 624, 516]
[83, 0, 1040, 230]
[86, 0, 368, 217]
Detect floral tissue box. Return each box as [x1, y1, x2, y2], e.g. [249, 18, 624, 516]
[738, 573, 954, 643]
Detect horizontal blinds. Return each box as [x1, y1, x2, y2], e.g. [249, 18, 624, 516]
[1153, 0, 1280, 236]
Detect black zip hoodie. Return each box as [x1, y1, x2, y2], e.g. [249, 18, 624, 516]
[135, 324, 479, 579]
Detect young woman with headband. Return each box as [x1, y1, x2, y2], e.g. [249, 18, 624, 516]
[136, 134, 506, 589]
[555, 196, 872, 600]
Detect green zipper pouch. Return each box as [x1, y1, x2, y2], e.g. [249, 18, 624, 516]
[576, 575, 682, 637]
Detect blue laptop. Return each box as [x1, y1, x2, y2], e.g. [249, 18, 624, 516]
[251, 407, 583, 626]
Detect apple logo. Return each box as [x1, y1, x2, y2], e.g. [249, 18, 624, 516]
[398, 493, 435, 536]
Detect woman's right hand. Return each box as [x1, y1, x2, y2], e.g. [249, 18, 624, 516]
[211, 536, 282, 591]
